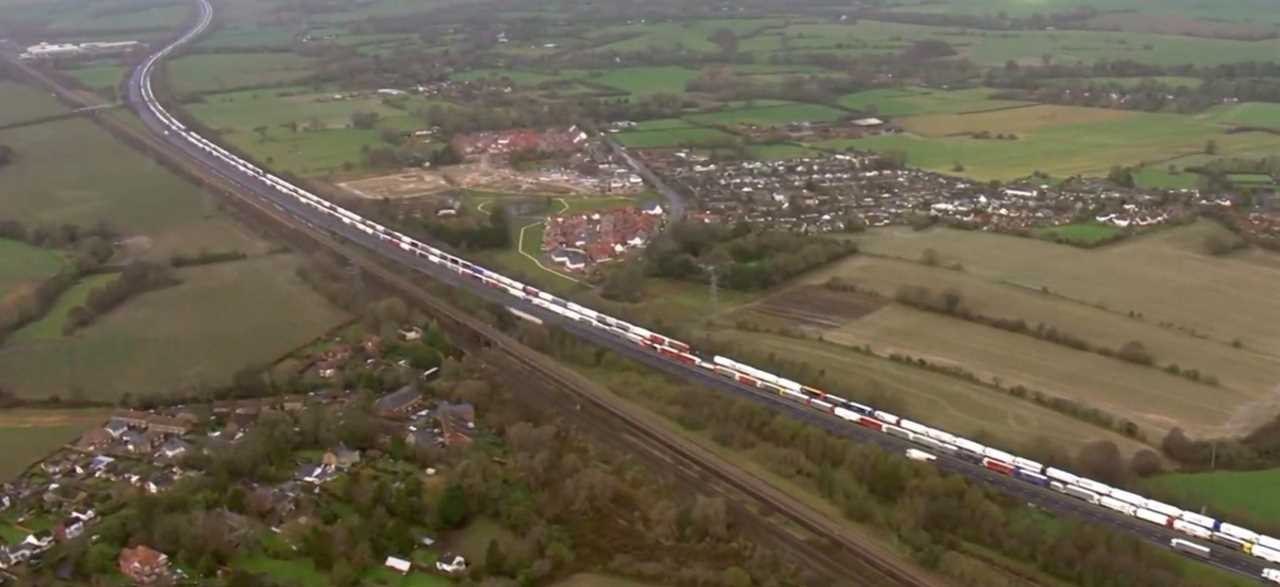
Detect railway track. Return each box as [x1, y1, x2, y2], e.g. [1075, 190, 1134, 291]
[1, 11, 938, 587]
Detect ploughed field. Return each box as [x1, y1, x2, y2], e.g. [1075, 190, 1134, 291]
[730, 222, 1280, 443]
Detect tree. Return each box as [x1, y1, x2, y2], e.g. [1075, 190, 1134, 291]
[709, 28, 738, 55]
[1130, 449, 1163, 477]
[437, 484, 468, 528]
[1077, 440, 1126, 485]
[601, 261, 646, 303]
[485, 538, 507, 576]
[351, 111, 380, 130]
[1107, 165, 1135, 188]
[1205, 139, 1218, 155]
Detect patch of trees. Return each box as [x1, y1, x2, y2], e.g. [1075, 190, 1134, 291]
[0, 218, 117, 263]
[170, 249, 248, 267]
[534, 327, 1219, 587]
[893, 285, 1220, 386]
[64, 262, 180, 334]
[642, 221, 856, 291]
[423, 205, 511, 250]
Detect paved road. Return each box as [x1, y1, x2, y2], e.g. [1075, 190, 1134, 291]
[123, 4, 1271, 584]
[604, 136, 686, 219]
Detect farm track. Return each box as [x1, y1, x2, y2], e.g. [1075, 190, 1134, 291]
[1, 21, 936, 587]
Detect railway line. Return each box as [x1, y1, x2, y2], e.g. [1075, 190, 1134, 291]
[5, 0, 1278, 582]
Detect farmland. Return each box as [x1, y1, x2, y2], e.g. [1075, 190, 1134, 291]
[9, 273, 115, 342]
[166, 53, 318, 95]
[686, 101, 848, 127]
[1033, 222, 1126, 245]
[0, 118, 267, 257]
[709, 329, 1153, 457]
[47, 2, 190, 32]
[614, 124, 736, 149]
[0, 239, 64, 298]
[784, 222, 1280, 438]
[0, 254, 348, 400]
[1203, 102, 1280, 129]
[0, 81, 67, 126]
[837, 87, 1030, 117]
[818, 105, 1280, 180]
[1144, 468, 1280, 527]
[65, 62, 127, 94]
[590, 66, 701, 96]
[0, 409, 110, 481]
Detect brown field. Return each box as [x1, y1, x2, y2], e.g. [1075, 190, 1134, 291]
[740, 284, 887, 328]
[711, 330, 1153, 458]
[778, 222, 1280, 439]
[339, 171, 452, 199]
[900, 105, 1132, 137]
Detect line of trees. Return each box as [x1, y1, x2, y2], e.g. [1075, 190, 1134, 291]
[531, 325, 1221, 587]
[64, 262, 181, 334]
[892, 284, 1220, 386]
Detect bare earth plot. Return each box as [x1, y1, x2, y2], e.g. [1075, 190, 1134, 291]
[712, 330, 1153, 458]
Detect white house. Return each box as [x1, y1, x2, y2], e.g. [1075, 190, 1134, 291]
[436, 553, 467, 574]
[385, 556, 412, 575]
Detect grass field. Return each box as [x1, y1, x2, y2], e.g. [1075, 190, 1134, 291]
[237, 555, 330, 586]
[10, 273, 116, 342]
[1033, 221, 1125, 245]
[0, 255, 348, 400]
[0, 118, 267, 257]
[899, 104, 1129, 136]
[1203, 102, 1280, 129]
[0, 239, 65, 298]
[686, 101, 848, 127]
[1144, 468, 1280, 526]
[711, 329, 1153, 456]
[837, 87, 1029, 117]
[0, 408, 109, 480]
[589, 19, 786, 54]
[587, 66, 702, 96]
[65, 62, 127, 93]
[1133, 165, 1201, 190]
[48, 2, 189, 32]
[615, 124, 736, 149]
[0, 81, 68, 126]
[818, 222, 1280, 437]
[818, 105, 1280, 180]
[166, 53, 317, 95]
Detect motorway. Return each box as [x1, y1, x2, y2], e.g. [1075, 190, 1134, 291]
[121, 3, 1270, 583]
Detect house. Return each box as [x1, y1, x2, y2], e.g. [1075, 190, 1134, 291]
[385, 556, 412, 575]
[77, 427, 112, 449]
[297, 464, 334, 485]
[375, 385, 423, 418]
[322, 445, 361, 469]
[145, 472, 175, 495]
[89, 455, 115, 473]
[399, 326, 423, 341]
[54, 518, 84, 542]
[122, 430, 149, 453]
[0, 547, 13, 570]
[118, 545, 170, 585]
[23, 531, 53, 550]
[158, 438, 190, 459]
[436, 552, 467, 574]
[70, 509, 96, 522]
[0, 495, 10, 511]
[437, 402, 476, 447]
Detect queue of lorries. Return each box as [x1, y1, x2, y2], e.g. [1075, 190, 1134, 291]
[136, 8, 1280, 581]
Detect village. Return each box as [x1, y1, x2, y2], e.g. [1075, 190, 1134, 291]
[643, 149, 1243, 236]
[0, 322, 479, 585]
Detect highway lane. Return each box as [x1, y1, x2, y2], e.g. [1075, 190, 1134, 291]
[125, 4, 1272, 583]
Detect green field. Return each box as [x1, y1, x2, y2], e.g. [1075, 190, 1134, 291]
[0, 81, 68, 126]
[9, 273, 116, 342]
[198, 25, 299, 49]
[890, 0, 1277, 22]
[1132, 165, 1201, 190]
[237, 555, 331, 586]
[451, 68, 579, 86]
[590, 66, 701, 95]
[66, 63, 127, 92]
[686, 102, 848, 127]
[615, 124, 736, 149]
[167, 53, 317, 95]
[1203, 102, 1280, 129]
[836, 87, 1029, 117]
[1033, 222, 1125, 245]
[0, 118, 267, 257]
[0, 239, 65, 298]
[0, 255, 348, 400]
[1145, 468, 1280, 526]
[48, 2, 189, 32]
[817, 105, 1280, 180]
[818, 222, 1280, 438]
[0, 409, 110, 481]
[590, 19, 786, 54]
[748, 143, 823, 160]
